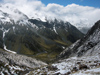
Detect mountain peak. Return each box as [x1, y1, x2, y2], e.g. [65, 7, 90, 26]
[0, 4, 29, 24]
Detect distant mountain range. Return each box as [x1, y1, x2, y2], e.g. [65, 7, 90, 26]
[0, 4, 94, 34]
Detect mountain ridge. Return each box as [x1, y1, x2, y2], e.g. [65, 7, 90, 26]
[58, 20, 100, 59]
[0, 4, 96, 34]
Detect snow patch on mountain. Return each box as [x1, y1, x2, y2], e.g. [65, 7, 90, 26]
[0, 27, 16, 54]
[53, 24, 58, 34]
[29, 22, 39, 30]
[4, 45, 16, 54]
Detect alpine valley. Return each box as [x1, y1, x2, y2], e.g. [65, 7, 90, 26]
[0, 4, 100, 75]
[0, 4, 83, 62]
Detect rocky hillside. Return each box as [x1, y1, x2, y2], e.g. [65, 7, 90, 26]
[58, 20, 100, 59]
[0, 49, 46, 75]
[27, 55, 100, 75]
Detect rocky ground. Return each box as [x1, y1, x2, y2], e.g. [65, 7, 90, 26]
[0, 49, 47, 75]
[26, 55, 100, 75]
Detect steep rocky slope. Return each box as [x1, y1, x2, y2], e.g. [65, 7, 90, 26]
[58, 20, 100, 59]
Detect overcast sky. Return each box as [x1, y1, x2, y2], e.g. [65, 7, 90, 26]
[0, 0, 100, 27]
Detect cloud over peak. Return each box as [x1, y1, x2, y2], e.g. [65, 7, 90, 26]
[1, 0, 100, 28]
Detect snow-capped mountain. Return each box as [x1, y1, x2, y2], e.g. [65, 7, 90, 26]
[0, 4, 93, 34]
[0, 4, 84, 63]
[0, 4, 28, 24]
[1, 3, 100, 34]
